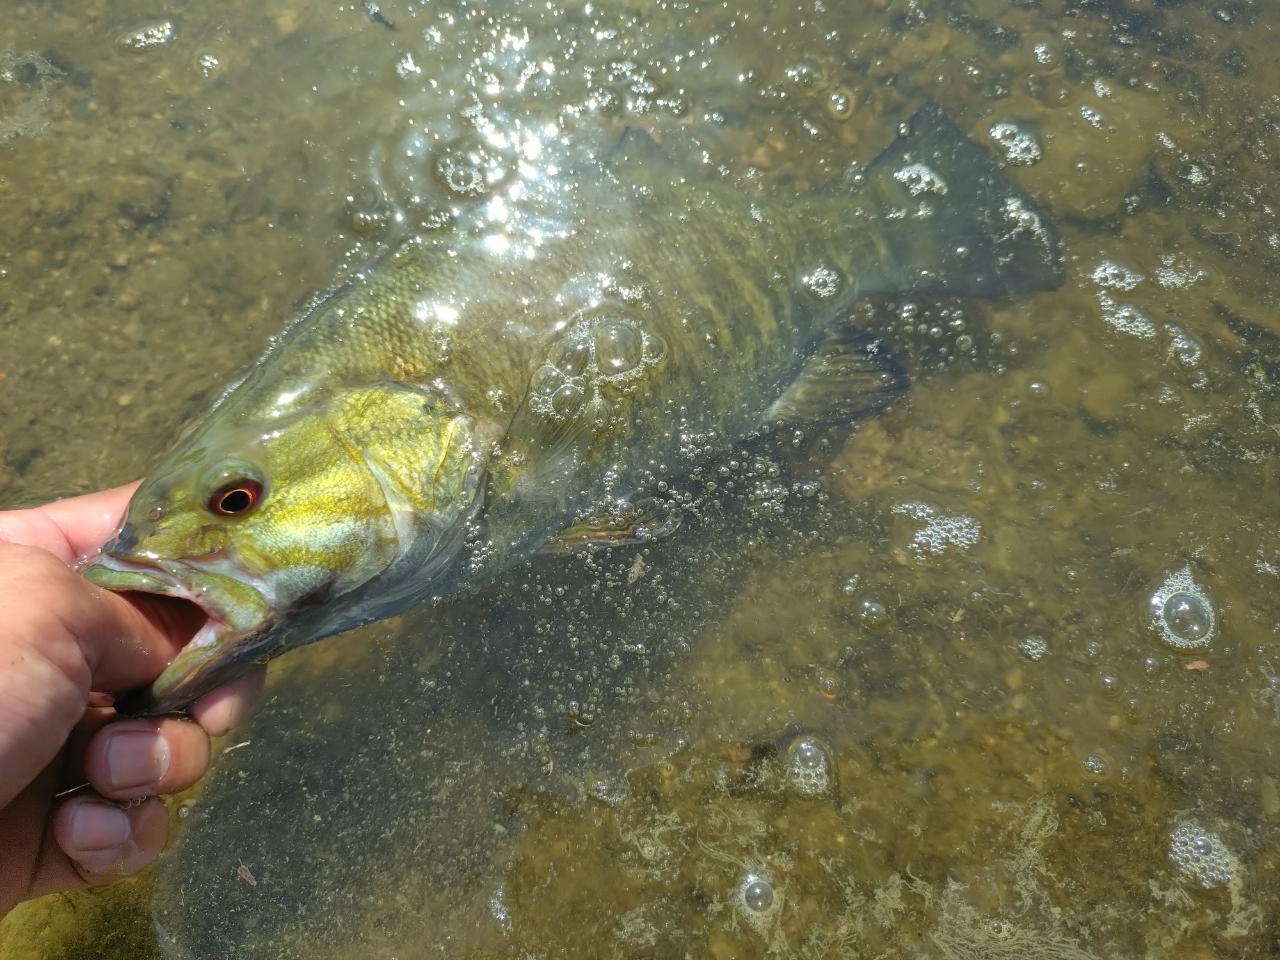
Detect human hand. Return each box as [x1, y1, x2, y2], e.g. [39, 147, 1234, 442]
[0, 484, 265, 918]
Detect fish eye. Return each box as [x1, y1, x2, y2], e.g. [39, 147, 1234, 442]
[209, 478, 264, 517]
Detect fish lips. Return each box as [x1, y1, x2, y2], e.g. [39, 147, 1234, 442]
[82, 555, 277, 717]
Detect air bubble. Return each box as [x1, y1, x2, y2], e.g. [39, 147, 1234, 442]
[859, 599, 889, 629]
[817, 674, 839, 697]
[346, 188, 395, 237]
[893, 163, 948, 196]
[195, 52, 220, 77]
[1080, 752, 1110, 780]
[593, 321, 644, 373]
[1155, 254, 1207, 290]
[558, 340, 592, 376]
[1167, 327, 1202, 367]
[1091, 261, 1143, 291]
[1149, 567, 1215, 650]
[784, 57, 824, 87]
[1168, 819, 1238, 889]
[434, 135, 514, 198]
[641, 332, 666, 364]
[989, 121, 1042, 165]
[1080, 105, 1105, 129]
[118, 20, 178, 53]
[742, 875, 778, 911]
[1098, 294, 1156, 340]
[1164, 595, 1211, 641]
[787, 736, 834, 796]
[826, 88, 855, 120]
[891, 501, 981, 558]
[531, 364, 565, 394]
[586, 395, 614, 426]
[551, 383, 586, 416]
[1019, 636, 1049, 661]
[489, 885, 513, 934]
[591, 86, 623, 115]
[395, 53, 422, 79]
[803, 265, 843, 299]
[1027, 379, 1049, 397]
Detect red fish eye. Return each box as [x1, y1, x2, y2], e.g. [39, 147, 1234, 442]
[210, 479, 263, 516]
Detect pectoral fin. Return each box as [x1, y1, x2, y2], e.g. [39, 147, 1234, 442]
[765, 325, 908, 427]
[540, 498, 682, 555]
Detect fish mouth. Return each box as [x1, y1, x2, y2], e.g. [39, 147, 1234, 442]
[82, 554, 276, 717]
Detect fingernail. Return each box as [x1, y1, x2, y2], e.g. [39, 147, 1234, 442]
[67, 803, 131, 853]
[106, 729, 171, 791]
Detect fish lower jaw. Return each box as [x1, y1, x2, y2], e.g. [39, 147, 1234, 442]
[187, 618, 226, 650]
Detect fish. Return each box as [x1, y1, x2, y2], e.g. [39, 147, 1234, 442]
[82, 103, 1063, 716]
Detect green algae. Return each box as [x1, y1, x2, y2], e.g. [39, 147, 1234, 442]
[0, 874, 158, 960]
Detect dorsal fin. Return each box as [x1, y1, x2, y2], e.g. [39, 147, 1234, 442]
[604, 126, 673, 170]
[764, 325, 908, 427]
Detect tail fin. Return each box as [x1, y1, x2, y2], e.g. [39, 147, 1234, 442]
[855, 103, 1064, 300]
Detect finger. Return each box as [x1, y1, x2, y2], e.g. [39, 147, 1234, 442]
[0, 548, 190, 808]
[84, 718, 211, 801]
[70, 668, 265, 800]
[57, 703, 117, 790]
[0, 483, 140, 565]
[190, 666, 267, 737]
[0, 546, 187, 692]
[52, 794, 168, 881]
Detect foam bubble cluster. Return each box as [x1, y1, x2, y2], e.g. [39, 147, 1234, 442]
[1091, 260, 1143, 291]
[989, 122, 1042, 165]
[1097, 294, 1157, 339]
[1090, 261, 1156, 338]
[803, 265, 843, 299]
[892, 502, 982, 558]
[894, 163, 948, 196]
[1154, 254, 1207, 290]
[1148, 566, 1215, 651]
[786, 736, 834, 797]
[1018, 636, 1049, 661]
[1168, 819, 1238, 890]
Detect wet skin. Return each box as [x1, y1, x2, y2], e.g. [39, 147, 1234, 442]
[0, 485, 263, 918]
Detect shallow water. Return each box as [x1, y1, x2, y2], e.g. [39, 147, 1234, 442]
[2, 0, 1280, 956]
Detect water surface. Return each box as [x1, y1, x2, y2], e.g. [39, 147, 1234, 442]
[1, 0, 1279, 956]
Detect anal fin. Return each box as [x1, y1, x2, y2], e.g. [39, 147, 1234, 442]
[540, 497, 683, 556]
[765, 325, 908, 427]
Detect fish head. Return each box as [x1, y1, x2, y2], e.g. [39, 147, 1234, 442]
[84, 385, 487, 715]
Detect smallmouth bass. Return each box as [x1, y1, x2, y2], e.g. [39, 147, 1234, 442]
[83, 104, 1063, 716]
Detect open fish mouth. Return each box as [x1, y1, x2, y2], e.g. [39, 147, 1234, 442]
[82, 554, 276, 716]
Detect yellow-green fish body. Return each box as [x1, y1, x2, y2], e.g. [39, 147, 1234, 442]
[85, 105, 1062, 715]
